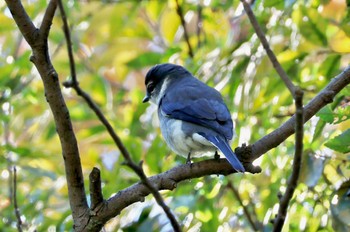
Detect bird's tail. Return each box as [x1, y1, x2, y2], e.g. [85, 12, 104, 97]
[199, 133, 245, 172]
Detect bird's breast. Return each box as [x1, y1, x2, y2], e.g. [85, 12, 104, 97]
[158, 116, 216, 158]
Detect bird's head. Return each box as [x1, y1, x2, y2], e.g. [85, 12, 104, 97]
[143, 63, 190, 104]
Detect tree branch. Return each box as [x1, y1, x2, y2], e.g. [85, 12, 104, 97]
[240, 0, 296, 97]
[4, 0, 38, 46]
[57, 1, 181, 231]
[4, 0, 89, 230]
[175, 0, 194, 58]
[39, 0, 57, 40]
[273, 88, 304, 231]
[90, 159, 243, 226]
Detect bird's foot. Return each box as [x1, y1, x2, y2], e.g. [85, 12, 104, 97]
[214, 151, 220, 161]
[186, 153, 192, 166]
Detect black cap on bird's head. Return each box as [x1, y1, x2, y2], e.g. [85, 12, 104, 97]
[143, 63, 191, 103]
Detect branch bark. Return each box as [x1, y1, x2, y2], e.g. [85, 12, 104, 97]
[4, 0, 89, 230]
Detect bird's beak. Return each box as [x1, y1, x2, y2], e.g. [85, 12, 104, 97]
[142, 93, 150, 103]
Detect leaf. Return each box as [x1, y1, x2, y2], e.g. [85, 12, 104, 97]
[316, 105, 334, 123]
[330, 29, 350, 53]
[300, 151, 325, 187]
[160, 8, 180, 44]
[312, 118, 327, 142]
[293, 5, 328, 46]
[325, 129, 350, 153]
[318, 54, 341, 79]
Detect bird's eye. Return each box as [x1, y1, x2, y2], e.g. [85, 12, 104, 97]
[147, 82, 155, 92]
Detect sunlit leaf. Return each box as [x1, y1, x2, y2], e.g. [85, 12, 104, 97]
[316, 105, 334, 123]
[325, 129, 350, 153]
[293, 5, 328, 46]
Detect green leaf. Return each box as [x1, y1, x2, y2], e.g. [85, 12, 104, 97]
[318, 54, 341, 80]
[317, 105, 334, 123]
[312, 118, 327, 142]
[325, 129, 350, 153]
[293, 5, 328, 46]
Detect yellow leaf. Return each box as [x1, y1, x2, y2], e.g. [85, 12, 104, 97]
[330, 29, 350, 53]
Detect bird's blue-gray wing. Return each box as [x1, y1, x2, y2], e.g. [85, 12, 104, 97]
[159, 79, 233, 140]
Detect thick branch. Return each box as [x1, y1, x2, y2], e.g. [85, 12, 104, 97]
[89, 159, 242, 225]
[4, 0, 38, 45]
[5, 1, 89, 230]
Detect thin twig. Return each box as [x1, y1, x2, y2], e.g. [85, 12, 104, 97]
[175, 0, 194, 58]
[227, 182, 261, 231]
[57, 0, 77, 84]
[13, 166, 23, 232]
[240, 0, 296, 97]
[273, 88, 304, 231]
[57, 1, 181, 231]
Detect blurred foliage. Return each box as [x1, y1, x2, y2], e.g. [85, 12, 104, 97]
[1, 0, 350, 231]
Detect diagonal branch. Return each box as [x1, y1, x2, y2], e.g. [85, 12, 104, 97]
[56, 1, 181, 231]
[240, 0, 296, 97]
[4, 0, 38, 45]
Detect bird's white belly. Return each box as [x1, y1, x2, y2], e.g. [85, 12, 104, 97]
[160, 118, 216, 158]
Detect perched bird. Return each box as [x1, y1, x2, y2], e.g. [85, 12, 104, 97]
[143, 63, 245, 172]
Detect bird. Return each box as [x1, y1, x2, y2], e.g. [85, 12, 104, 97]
[142, 63, 245, 172]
